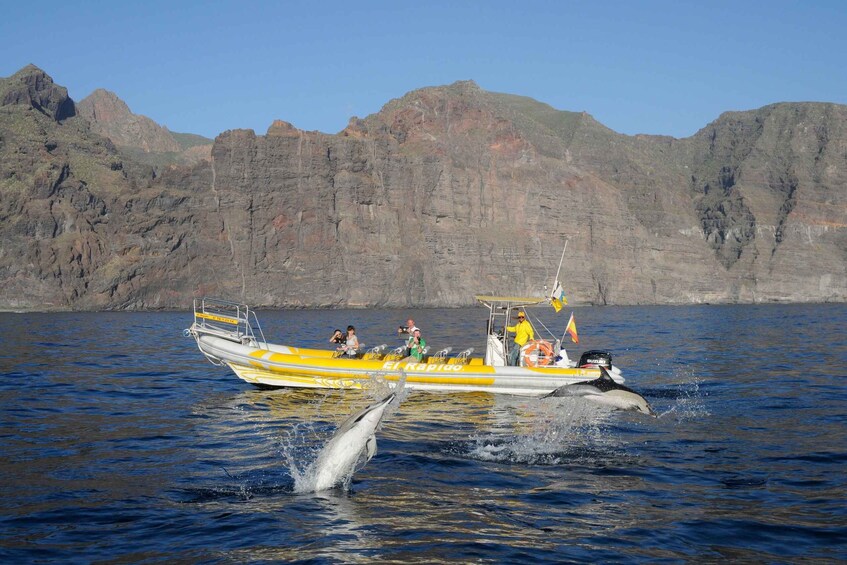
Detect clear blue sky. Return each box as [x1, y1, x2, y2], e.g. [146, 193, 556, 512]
[2, 0, 845, 140]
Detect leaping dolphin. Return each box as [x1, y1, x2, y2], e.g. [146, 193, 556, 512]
[308, 392, 396, 492]
[545, 366, 655, 416]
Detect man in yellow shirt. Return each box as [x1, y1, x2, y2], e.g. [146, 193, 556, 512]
[506, 311, 534, 366]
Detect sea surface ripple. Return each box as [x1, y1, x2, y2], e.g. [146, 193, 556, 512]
[0, 304, 845, 562]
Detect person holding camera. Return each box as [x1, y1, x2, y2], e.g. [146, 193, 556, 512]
[408, 328, 426, 362]
[399, 318, 421, 356]
[397, 318, 419, 335]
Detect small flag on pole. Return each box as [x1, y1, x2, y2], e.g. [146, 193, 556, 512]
[565, 312, 579, 344]
[550, 281, 568, 313]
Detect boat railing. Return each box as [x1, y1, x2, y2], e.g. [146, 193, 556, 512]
[189, 297, 267, 349]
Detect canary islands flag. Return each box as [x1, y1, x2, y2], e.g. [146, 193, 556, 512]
[565, 312, 579, 344]
[550, 282, 568, 313]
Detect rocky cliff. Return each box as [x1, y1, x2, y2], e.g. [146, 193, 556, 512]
[0, 66, 844, 310]
[77, 89, 212, 167]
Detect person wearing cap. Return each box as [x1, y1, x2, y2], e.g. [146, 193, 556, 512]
[506, 311, 534, 366]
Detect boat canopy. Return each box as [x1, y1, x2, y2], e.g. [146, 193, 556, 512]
[475, 295, 549, 367]
[474, 295, 547, 308]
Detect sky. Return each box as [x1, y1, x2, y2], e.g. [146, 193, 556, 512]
[2, 0, 845, 140]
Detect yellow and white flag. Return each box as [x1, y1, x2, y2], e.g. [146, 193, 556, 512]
[550, 281, 568, 313]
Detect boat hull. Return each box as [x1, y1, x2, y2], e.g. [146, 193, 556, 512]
[196, 335, 620, 396]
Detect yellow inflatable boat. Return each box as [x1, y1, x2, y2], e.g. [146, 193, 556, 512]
[185, 297, 624, 396]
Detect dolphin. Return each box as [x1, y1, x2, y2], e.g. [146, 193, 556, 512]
[545, 366, 655, 416]
[308, 392, 396, 492]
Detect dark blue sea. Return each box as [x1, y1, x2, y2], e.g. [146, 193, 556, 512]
[1, 304, 846, 563]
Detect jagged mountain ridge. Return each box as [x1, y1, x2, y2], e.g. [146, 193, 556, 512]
[77, 88, 212, 167]
[0, 65, 844, 310]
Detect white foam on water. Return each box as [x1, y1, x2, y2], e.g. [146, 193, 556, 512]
[466, 398, 615, 465]
[281, 420, 324, 493]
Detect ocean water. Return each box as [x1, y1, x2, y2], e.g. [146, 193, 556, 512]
[1, 304, 845, 562]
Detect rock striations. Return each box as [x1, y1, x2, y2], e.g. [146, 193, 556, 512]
[0, 65, 845, 310]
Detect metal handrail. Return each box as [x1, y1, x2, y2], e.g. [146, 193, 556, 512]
[190, 297, 268, 349]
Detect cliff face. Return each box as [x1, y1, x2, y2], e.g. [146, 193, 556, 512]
[193, 87, 709, 307]
[0, 67, 845, 310]
[0, 66, 220, 309]
[685, 104, 847, 301]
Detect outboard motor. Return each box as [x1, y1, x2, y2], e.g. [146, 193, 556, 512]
[578, 350, 612, 369]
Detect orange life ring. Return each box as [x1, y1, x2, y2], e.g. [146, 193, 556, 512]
[523, 340, 554, 367]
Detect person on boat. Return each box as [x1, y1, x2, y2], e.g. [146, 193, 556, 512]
[399, 318, 421, 355]
[340, 325, 360, 357]
[506, 311, 534, 366]
[398, 318, 419, 335]
[329, 329, 344, 344]
[408, 328, 427, 362]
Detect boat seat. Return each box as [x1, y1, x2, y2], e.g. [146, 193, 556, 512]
[363, 344, 388, 360]
[333, 346, 362, 358]
[383, 345, 407, 361]
[428, 347, 452, 364]
[450, 347, 474, 365]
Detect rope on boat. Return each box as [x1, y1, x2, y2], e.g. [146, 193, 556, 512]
[530, 313, 557, 343]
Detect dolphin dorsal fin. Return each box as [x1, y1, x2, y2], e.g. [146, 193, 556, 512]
[598, 366, 614, 381]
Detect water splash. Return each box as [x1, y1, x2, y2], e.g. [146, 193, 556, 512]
[654, 368, 710, 420]
[286, 372, 405, 493]
[281, 420, 325, 493]
[463, 398, 618, 465]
